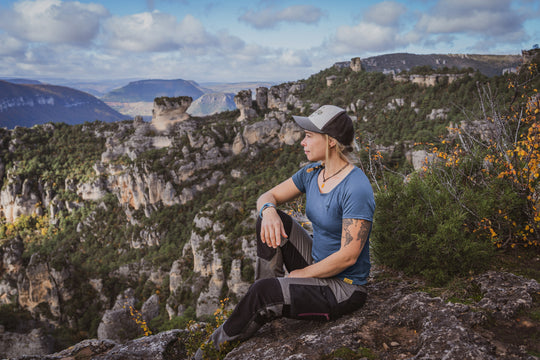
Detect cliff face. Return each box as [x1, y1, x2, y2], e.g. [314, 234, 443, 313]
[0, 84, 306, 358]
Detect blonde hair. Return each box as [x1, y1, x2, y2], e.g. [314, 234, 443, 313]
[324, 134, 354, 164]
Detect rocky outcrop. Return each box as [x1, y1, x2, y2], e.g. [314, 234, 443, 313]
[267, 82, 305, 111]
[255, 87, 268, 110]
[233, 90, 257, 122]
[16, 330, 186, 360]
[0, 177, 41, 223]
[351, 57, 363, 72]
[427, 108, 448, 120]
[0, 328, 54, 358]
[188, 207, 254, 318]
[242, 119, 281, 146]
[97, 288, 144, 342]
[17, 254, 64, 319]
[326, 75, 337, 87]
[151, 96, 192, 131]
[393, 73, 467, 86]
[225, 270, 539, 360]
[406, 149, 437, 171]
[106, 167, 179, 210]
[12, 269, 538, 360]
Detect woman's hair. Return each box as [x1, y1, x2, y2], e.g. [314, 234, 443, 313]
[325, 135, 357, 164]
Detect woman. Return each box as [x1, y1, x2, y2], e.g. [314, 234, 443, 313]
[195, 105, 375, 358]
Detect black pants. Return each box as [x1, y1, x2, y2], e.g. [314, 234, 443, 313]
[205, 210, 367, 350]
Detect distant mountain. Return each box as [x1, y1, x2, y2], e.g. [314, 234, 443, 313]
[101, 79, 206, 102]
[187, 92, 236, 116]
[56, 80, 128, 97]
[0, 80, 128, 128]
[1, 78, 42, 85]
[351, 53, 522, 77]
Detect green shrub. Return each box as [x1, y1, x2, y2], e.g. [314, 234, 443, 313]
[371, 173, 493, 285]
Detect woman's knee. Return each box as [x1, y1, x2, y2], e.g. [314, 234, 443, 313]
[248, 278, 283, 303]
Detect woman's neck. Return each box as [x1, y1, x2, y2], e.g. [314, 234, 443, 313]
[323, 155, 349, 174]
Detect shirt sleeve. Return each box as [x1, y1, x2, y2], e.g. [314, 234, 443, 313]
[342, 172, 375, 222]
[292, 163, 317, 193]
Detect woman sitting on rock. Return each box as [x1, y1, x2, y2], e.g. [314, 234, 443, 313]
[195, 105, 375, 358]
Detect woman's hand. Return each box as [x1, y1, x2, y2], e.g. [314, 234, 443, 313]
[257, 177, 301, 248]
[287, 268, 308, 278]
[260, 207, 287, 248]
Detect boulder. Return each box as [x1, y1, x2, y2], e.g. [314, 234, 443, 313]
[20, 330, 186, 360]
[97, 289, 144, 342]
[232, 132, 246, 155]
[279, 121, 303, 145]
[242, 119, 281, 145]
[142, 294, 160, 322]
[0, 328, 54, 359]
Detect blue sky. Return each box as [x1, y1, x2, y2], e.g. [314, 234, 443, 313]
[0, 0, 538, 83]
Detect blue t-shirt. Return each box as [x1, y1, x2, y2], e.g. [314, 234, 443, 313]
[292, 163, 375, 285]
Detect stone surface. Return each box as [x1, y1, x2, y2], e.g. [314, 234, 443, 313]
[15, 330, 186, 360]
[6, 268, 539, 360]
[97, 289, 144, 342]
[151, 97, 192, 131]
[224, 269, 539, 360]
[233, 90, 257, 122]
[0, 329, 54, 359]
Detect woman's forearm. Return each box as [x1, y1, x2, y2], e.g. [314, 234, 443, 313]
[257, 192, 277, 211]
[288, 248, 357, 278]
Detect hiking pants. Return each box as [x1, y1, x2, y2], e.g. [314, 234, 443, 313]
[206, 210, 368, 350]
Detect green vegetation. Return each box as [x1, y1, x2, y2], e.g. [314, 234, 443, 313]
[369, 56, 540, 284]
[154, 96, 193, 107]
[320, 347, 378, 360]
[1, 121, 107, 187]
[371, 173, 494, 285]
[298, 64, 514, 146]
[0, 53, 539, 357]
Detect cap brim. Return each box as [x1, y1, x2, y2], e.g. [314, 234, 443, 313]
[292, 115, 324, 133]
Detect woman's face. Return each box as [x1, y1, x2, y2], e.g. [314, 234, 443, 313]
[300, 131, 326, 162]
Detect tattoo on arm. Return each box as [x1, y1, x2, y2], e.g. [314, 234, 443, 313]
[343, 219, 355, 246]
[343, 219, 371, 250]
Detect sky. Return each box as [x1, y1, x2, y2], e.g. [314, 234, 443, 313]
[0, 0, 539, 84]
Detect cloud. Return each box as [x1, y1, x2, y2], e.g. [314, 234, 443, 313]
[0, 0, 109, 45]
[278, 49, 312, 67]
[0, 33, 26, 56]
[102, 11, 217, 52]
[416, 0, 529, 43]
[364, 1, 407, 26]
[327, 1, 409, 55]
[239, 5, 324, 29]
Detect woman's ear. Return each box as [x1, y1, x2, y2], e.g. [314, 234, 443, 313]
[327, 136, 337, 148]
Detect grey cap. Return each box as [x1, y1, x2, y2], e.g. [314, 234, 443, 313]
[293, 105, 354, 146]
